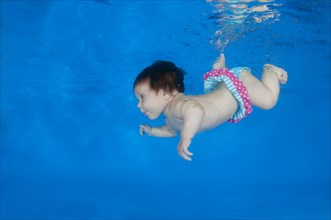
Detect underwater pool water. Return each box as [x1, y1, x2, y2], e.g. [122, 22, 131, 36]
[1, 0, 330, 219]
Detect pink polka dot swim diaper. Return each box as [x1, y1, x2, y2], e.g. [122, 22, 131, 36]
[203, 67, 252, 123]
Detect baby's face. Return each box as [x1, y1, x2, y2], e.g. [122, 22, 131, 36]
[134, 81, 169, 120]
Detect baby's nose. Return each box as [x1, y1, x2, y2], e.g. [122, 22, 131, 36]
[137, 101, 142, 109]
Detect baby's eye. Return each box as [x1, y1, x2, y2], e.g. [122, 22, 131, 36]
[140, 95, 145, 100]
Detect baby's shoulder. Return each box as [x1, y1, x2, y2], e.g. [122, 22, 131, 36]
[172, 94, 198, 107]
[170, 94, 202, 117]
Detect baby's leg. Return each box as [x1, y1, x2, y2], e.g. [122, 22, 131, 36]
[212, 53, 227, 69]
[240, 64, 288, 109]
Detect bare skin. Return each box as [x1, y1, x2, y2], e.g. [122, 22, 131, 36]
[134, 53, 288, 161]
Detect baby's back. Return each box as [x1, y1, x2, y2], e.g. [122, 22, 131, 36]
[188, 83, 238, 131]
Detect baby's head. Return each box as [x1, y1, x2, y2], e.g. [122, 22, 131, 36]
[133, 61, 185, 120]
[133, 60, 185, 95]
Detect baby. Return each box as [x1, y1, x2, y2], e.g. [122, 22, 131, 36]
[133, 54, 288, 161]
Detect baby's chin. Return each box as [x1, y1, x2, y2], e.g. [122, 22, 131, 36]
[146, 113, 160, 120]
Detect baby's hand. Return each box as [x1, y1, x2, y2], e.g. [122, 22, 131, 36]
[177, 138, 193, 161]
[140, 124, 152, 136]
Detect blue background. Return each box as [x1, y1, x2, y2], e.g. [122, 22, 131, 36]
[1, 0, 330, 219]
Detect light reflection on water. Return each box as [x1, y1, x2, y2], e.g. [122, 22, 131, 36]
[206, 0, 282, 51]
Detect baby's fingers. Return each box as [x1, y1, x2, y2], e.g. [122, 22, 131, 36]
[178, 151, 191, 161]
[178, 148, 193, 161]
[183, 148, 193, 157]
[139, 125, 145, 135]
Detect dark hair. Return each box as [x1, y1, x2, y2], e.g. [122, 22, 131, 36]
[133, 60, 185, 93]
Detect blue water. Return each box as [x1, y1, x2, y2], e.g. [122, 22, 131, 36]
[1, 1, 330, 219]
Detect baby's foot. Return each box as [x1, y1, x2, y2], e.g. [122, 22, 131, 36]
[264, 64, 288, 84]
[212, 53, 226, 70]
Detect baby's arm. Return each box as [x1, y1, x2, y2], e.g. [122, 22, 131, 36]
[140, 124, 177, 137]
[173, 100, 204, 161]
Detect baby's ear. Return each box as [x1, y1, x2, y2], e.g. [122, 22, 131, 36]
[162, 90, 172, 100]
